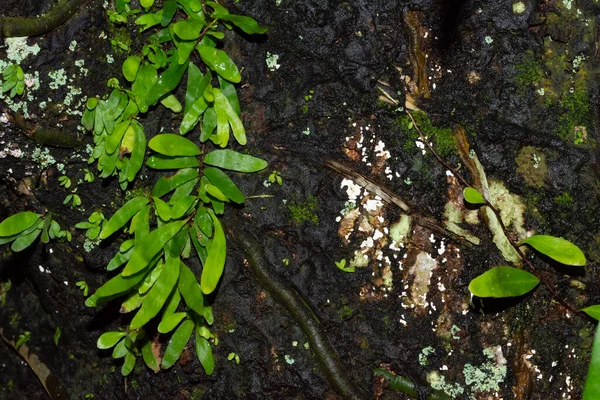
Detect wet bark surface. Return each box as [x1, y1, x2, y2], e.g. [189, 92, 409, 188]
[1, 0, 599, 399]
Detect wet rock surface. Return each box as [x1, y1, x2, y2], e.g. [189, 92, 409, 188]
[0, 0, 599, 399]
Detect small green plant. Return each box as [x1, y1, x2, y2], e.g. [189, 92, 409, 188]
[58, 175, 72, 189]
[463, 187, 585, 299]
[0, 212, 70, 252]
[53, 327, 62, 346]
[268, 170, 283, 185]
[83, 168, 95, 183]
[63, 193, 81, 208]
[76, 281, 89, 297]
[80, 0, 267, 378]
[574, 129, 585, 145]
[335, 258, 355, 273]
[75, 212, 105, 240]
[2, 63, 25, 98]
[227, 352, 240, 364]
[16, 331, 31, 349]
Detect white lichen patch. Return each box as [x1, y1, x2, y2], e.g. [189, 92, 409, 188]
[408, 251, 438, 309]
[488, 180, 527, 240]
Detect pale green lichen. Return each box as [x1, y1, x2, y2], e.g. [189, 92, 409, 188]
[32, 147, 56, 169]
[284, 354, 295, 365]
[463, 346, 507, 394]
[265, 52, 280, 71]
[389, 214, 412, 244]
[428, 371, 465, 398]
[419, 346, 435, 366]
[5, 37, 41, 63]
[48, 69, 67, 89]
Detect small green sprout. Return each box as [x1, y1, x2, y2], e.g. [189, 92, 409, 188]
[76, 281, 89, 297]
[574, 130, 585, 145]
[335, 258, 355, 273]
[304, 89, 314, 102]
[63, 193, 81, 208]
[84, 394, 94, 399]
[83, 168, 95, 183]
[58, 175, 72, 189]
[282, 258, 290, 266]
[268, 171, 283, 185]
[227, 352, 241, 364]
[16, 331, 31, 349]
[2, 64, 25, 98]
[75, 212, 105, 240]
[53, 327, 62, 346]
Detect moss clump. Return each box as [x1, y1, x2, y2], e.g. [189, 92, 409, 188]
[554, 192, 574, 209]
[553, 85, 591, 140]
[393, 110, 456, 157]
[288, 195, 319, 225]
[514, 56, 544, 93]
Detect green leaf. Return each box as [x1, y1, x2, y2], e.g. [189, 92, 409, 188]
[130, 255, 180, 329]
[121, 351, 136, 376]
[11, 228, 42, 252]
[201, 212, 226, 294]
[204, 149, 268, 173]
[194, 206, 213, 237]
[160, 94, 182, 113]
[200, 107, 217, 142]
[111, 338, 128, 358]
[140, 0, 155, 7]
[468, 266, 539, 298]
[217, 76, 240, 115]
[214, 88, 246, 145]
[147, 155, 200, 170]
[97, 331, 126, 349]
[152, 168, 199, 198]
[519, 235, 586, 266]
[153, 196, 172, 221]
[143, 57, 189, 111]
[584, 324, 600, 399]
[86, 269, 148, 306]
[217, 14, 268, 35]
[161, 319, 194, 369]
[141, 338, 160, 373]
[109, 247, 132, 273]
[0, 212, 41, 237]
[163, 287, 181, 316]
[197, 45, 241, 83]
[158, 312, 187, 334]
[125, 121, 147, 182]
[122, 220, 187, 276]
[178, 261, 204, 316]
[139, 262, 164, 294]
[195, 333, 214, 375]
[171, 196, 197, 219]
[206, 184, 229, 202]
[161, 0, 177, 26]
[149, 133, 201, 157]
[184, 63, 211, 114]
[463, 187, 486, 205]
[122, 56, 142, 82]
[173, 19, 205, 40]
[120, 291, 147, 313]
[204, 167, 245, 204]
[100, 197, 150, 240]
[583, 305, 600, 321]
